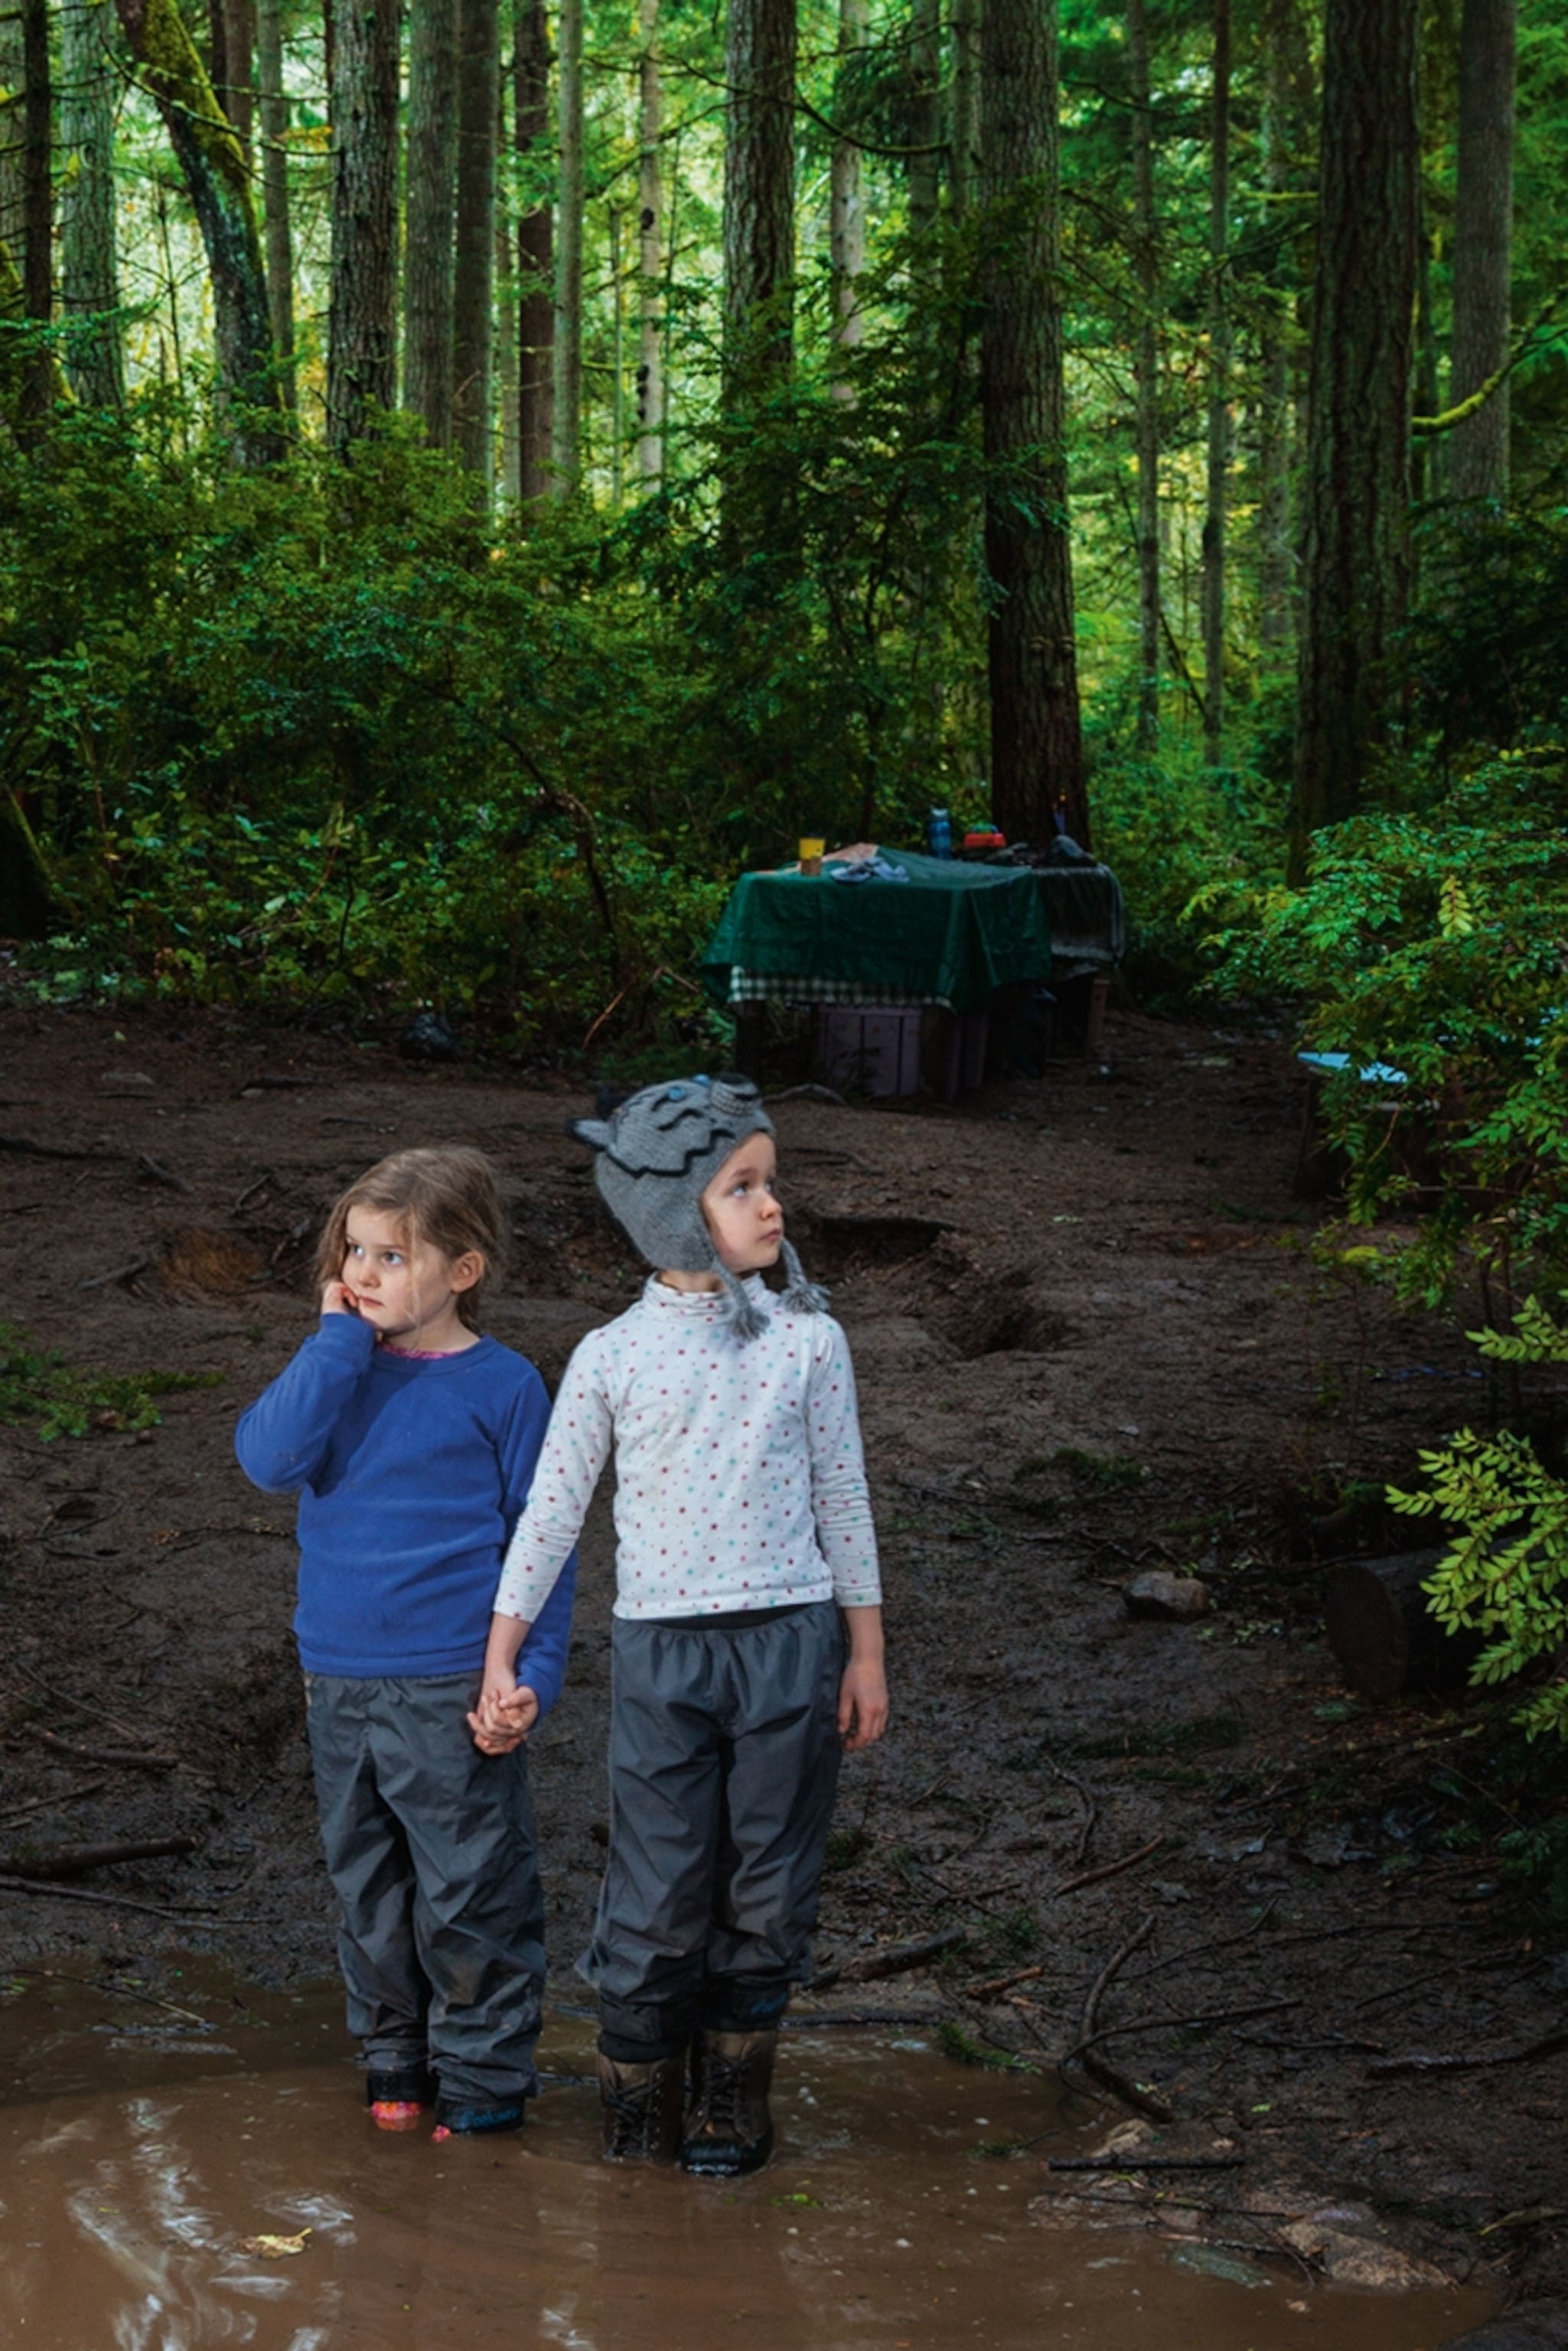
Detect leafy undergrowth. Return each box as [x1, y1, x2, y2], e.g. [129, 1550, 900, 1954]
[0, 1324, 220, 1440]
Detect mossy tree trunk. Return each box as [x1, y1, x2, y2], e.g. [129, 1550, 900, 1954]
[256, 0, 295, 409]
[721, 0, 796, 408]
[1448, 0, 1516, 505]
[980, 0, 1088, 849]
[60, 0, 126, 410]
[20, 0, 54, 433]
[116, 0, 283, 460]
[403, 0, 459, 448]
[453, 0, 500, 481]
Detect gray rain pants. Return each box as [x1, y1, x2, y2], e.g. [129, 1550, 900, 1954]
[582, 1600, 844, 2060]
[304, 1671, 546, 2108]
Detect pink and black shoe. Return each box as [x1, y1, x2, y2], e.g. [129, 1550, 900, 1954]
[367, 2062, 435, 2132]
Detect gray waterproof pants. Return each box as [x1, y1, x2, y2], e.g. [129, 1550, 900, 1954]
[304, 1672, 546, 2107]
[582, 1601, 844, 2058]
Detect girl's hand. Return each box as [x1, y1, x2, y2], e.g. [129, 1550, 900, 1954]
[467, 1678, 538, 1754]
[321, 1278, 360, 1317]
[837, 1656, 888, 1753]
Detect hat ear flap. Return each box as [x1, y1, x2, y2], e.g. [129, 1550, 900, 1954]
[570, 1118, 614, 1149]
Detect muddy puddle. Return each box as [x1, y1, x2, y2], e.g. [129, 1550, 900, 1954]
[0, 1968, 1492, 2351]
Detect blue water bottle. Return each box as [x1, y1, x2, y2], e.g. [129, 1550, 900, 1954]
[927, 805, 953, 859]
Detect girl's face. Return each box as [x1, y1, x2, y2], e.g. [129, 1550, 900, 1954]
[340, 1207, 481, 1347]
[701, 1135, 784, 1275]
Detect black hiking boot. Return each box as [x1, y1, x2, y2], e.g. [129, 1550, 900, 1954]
[598, 2051, 686, 2164]
[680, 2028, 777, 2178]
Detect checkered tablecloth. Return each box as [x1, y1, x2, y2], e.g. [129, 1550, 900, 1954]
[727, 969, 952, 1011]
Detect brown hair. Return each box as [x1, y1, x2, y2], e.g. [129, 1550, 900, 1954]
[315, 1146, 507, 1332]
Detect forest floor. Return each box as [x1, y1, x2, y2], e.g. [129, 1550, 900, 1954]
[1, 995, 1564, 2314]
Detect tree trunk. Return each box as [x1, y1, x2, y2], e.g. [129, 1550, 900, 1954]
[829, 0, 865, 385]
[1323, 1550, 1482, 1703]
[980, 0, 1087, 849]
[497, 89, 520, 501]
[721, 0, 797, 405]
[0, 2, 23, 280]
[1288, 0, 1417, 862]
[327, 0, 399, 448]
[209, 0, 255, 156]
[19, 0, 50, 432]
[1256, 0, 1308, 661]
[636, 0, 663, 481]
[60, 0, 125, 409]
[453, 0, 499, 480]
[1128, 0, 1159, 752]
[116, 0, 283, 458]
[1201, 0, 1231, 766]
[551, 0, 583, 492]
[255, 0, 295, 409]
[948, 0, 979, 221]
[907, 0, 940, 244]
[403, 0, 458, 447]
[515, 0, 553, 501]
[1448, 0, 1515, 504]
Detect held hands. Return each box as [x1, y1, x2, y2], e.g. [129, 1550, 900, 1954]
[468, 1675, 540, 1756]
[837, 1655, 889, 1754]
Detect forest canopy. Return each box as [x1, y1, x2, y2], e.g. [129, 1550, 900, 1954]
[2, 0, 1566, 1083]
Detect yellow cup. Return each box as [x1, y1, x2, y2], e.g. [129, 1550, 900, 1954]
[798, 836, 826, 877]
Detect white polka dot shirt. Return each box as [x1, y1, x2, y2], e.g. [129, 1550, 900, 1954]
[494, 1275, 881, 1622]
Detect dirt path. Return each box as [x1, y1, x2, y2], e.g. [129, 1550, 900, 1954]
[0, 999, 1561, 2310]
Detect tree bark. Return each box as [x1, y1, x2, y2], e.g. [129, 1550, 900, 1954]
[948, 0, 979, 221]
[721, 0, 797, 405]
[255, 0, 295, 409]
[209, 0, 255, 157]
[116, 0, 283, 458]
[1448, 0, 1515, 504]
[403, 0, 458, 447]
[1201, 0, 1231, 766]
[1128, 0, 1159, 752]
[636, 0, 664, 480]
[980, 0, 1087, 849]
[453, 0, 500, 480]
[829, 0, 866, 386]
[0, 2, 24, 281]
[1256, 0, 1308, 660]
[327, 0, 399, 448]
[907, 0, 940, 244]
[497, 86, 520, 501]
[551, 0, 583, 492]
[60, 0, 125, 409]
[515, 0, 553, 501]
[19, 0, 51, 432]
[1288, 0, 1417, 862]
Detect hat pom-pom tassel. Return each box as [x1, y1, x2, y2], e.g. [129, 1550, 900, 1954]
[779, 1238, 830, 1316]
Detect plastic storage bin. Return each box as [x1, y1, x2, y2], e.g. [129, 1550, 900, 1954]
[818, 1006, 923, 1097]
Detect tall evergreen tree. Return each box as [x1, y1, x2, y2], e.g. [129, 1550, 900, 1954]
[404, 0, 459, 447]
[722, 0, 797, 403]
[515, 0, 553, 500]
[1448, 0, 1516, 504]
[256, 0, 295, 409]
[453, 0, 500, 478]
[20, 0, 51, 429]
[552, 0, 583, 492]
[980, 0, 1087, 846]
[327, 0, 399, 446]
[829, 0, 866, 380]
[1201, 0, 1231, 765]
[1289, 0, 1418, 859]
[636, 0, 664, 481]
[1129, 0, 1160, 752]
[60, 0, 125, 409]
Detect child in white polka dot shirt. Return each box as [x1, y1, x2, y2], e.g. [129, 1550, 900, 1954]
[473, 1076, 885, 2176]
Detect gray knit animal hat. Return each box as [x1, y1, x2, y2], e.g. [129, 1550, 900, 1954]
[571, 1074, 827, 1340]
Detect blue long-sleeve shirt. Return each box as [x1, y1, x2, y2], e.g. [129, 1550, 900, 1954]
[235, 1316, 575, 1711]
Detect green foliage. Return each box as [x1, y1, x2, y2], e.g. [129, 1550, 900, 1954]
[934, 2020, 1035, 2072]
[0, 1322, 221, 1440]
[1052, 1446, 1144, 1491]
[1201, 748, 1568, 1305]
[1390, 1296, 1568, 1742]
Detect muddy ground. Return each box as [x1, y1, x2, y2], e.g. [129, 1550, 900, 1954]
[1, 998, 1563, 2315]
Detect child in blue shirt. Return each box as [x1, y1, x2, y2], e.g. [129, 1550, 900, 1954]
[236, 1145, 574, 2138]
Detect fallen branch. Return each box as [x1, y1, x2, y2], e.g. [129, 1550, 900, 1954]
[39, 1731, 177, 1770]
[139, 1153, 194, 1196]
[0, 1871, 259, 1924]
[782, 2007, 957, 2030]
[1065, 1910, 1175, 2124]
[812, 1927, 967, 1992]
[1368, 2024, 1568, 2079]
[1048, 2152, 1244, 2174]
[967, 1963, 1045, 2002]
[5, 1834, 197, 1880]
[75, 1251, 152, 1293]
[10, 1656, 165, 1745]
[1051, 1762, 1099, 1868]
[0, 1781, 107, 1831]
[1055, 1833, 1167, 1897]
[1, 1135, 108, 1160]
[232, 1173, 272, 1213]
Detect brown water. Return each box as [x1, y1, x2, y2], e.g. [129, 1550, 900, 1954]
[0, 1969, 1492, 2351]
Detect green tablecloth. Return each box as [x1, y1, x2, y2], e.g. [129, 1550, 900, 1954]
[699, 850, 1052, 1016]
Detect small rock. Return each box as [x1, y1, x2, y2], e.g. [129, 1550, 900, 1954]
[1125, 1571, 1209, 1622]
[398, 1012, 461, 1062]
[1280, 2217, 1448, 2290]
[96, 1068, 155, 1094]
[1168, 2244, 1270, 2288]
